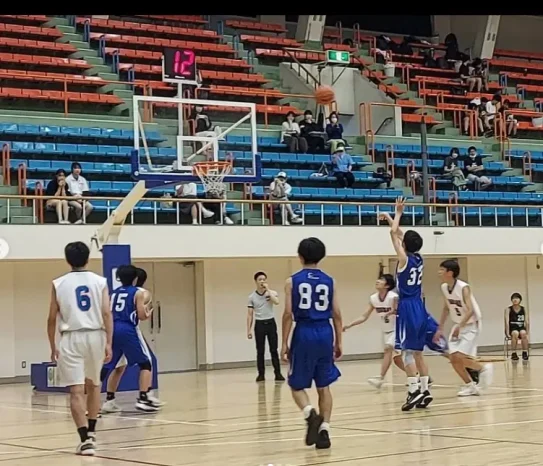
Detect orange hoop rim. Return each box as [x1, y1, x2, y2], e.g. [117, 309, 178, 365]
[191, 160, 232, 176]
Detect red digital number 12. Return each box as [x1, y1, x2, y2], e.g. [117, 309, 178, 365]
[173, 50, 195, 76]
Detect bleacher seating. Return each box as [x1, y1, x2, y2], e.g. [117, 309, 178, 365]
[0, 16, 125, 114]
[1, 15, 543, 226]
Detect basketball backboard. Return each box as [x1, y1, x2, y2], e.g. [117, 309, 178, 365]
[131, 95, 261, 187]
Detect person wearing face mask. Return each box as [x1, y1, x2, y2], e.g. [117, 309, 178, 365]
[442, 148, 467, 191]
[299, 110, 325, 153]
[325, 112, 344, 154]
[281, 111, 308, 153]
[464, 146, 492, 191]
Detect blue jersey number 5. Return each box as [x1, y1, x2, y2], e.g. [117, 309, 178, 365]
[75, 286, 91, 312]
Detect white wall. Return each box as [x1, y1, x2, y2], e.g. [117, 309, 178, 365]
[2, 225, 543, 260]
[4, 254, 543, 380]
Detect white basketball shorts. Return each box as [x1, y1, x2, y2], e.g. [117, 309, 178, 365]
[57, 330, 106, 386]
[383, 330, 401, 355]
[448, 322, 479, 358]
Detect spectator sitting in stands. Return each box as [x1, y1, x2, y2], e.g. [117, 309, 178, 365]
[204, 185, 234, 225]
[332, 144, 355, 188]
[464, 146, 492, 191]
[299, 110, 325, 153]
[463, 98, 485, 136]
[458, 57, 482, 93]
[65, 162, 93, 224]
[478, 97, 493, 135]
[505, 292, 529, 361]
[175, 182, 215, 225]
[269, 172, 302, 225]
[190, 105, 223, 140]
[443, 147, 467, 191]
[483, 94, 501, 136]
[472, 58, 489, 92]
[325, 111, 344, 154]
[281, 111, 308, 153]
[45, 169, 72, 224]
[500, 99, 518, 138]
[422, 48, 438, 68]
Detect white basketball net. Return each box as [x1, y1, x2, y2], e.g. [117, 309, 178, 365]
[193, 162, 232, 197]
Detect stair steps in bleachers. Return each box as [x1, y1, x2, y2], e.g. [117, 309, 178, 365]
[0, 186, 35, 224]
[50, 19, 132, 115]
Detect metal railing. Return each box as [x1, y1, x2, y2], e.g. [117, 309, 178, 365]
[1, 194, 543, 228]
[359, 101, 479, 142]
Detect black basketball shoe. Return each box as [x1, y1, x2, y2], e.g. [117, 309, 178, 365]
[305, 409, 323, 446]
[402, 389, 424, 412]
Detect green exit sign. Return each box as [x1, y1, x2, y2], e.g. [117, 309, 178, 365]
[326, 50, 350, 65]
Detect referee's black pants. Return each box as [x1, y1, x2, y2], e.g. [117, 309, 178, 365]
[254, 318, 282, 377]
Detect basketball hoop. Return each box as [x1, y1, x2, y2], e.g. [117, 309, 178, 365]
[192, 161, 232, 196]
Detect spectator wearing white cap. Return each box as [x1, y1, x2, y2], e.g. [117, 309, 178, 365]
[269, 172, 301, 225]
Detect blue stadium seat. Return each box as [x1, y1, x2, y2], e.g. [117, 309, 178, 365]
[35, 143, 57, 154]
[18, 124, 40, 135]
[80, 127, 103, 138]
[28, 160, 51, 170]
[90, 181, 113, 192]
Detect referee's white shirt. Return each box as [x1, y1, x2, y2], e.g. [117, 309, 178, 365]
[247, 290, 278, 320]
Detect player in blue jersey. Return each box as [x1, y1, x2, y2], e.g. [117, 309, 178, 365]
[382, 197, 433, 411]
[281, 237, 343, 450]
[105, 265, 157, 412]
[100, 267, 163, 413]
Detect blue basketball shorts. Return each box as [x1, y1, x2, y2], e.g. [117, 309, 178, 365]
[395, 298, 429, 352]
[288, 321, 341, 390]
[104, 322, 151, 370]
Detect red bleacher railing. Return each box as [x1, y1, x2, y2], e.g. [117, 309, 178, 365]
[35, 182, 44, 224]
[360, 101, 478, 141]
[8, 71, 154, 120]
[335, 21, 343, 44]
[365, 130, 375, 161]
[385, 144, 395, 178]
[407, 160, 416, 194]
[448, 191, 459, 226]
[17, 162, 27, 207]
[523, 151, 533, 181]
[429, 177, 436, 203]
[193, 86, 328, 128]
[2, 143, 10, 186]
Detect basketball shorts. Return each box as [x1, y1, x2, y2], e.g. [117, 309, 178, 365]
[105, 323, 151, 370]
[449, 322, 480, 358]
[57, 329, 106, 387]
[383, 331, 401, 355]
[395, 298, 428, 352]
[394, 313, 448, 354]
[288, 321, 341, 390]
[509, 325, 526, 335]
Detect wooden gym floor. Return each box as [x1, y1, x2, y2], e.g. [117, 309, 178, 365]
[0, 351, 540, 465]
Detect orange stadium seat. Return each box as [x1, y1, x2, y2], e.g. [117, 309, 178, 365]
[239, 34, 301, 48]
[77, 17, 218, 40]
[135, 15, 208, 25]
[225, 19, 287, 34]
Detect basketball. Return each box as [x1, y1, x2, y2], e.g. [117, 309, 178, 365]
[314, 85, 335, 105]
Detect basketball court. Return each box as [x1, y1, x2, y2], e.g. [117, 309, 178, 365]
[4, 352, 541, 465]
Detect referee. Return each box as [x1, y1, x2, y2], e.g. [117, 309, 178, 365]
[247, 271, 285, 382]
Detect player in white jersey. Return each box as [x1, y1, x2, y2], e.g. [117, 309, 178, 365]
[47, 241, 113, 456]
[434, 260, 493, 396]
[100, 267, 164, 413]
[343, 274, 405, 388]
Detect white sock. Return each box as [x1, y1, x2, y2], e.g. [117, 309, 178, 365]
[302, 405, 313, 419]
[407, 377, 419, 393]
[420, 376, 429, 392]
[319, 422, 330, 433]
